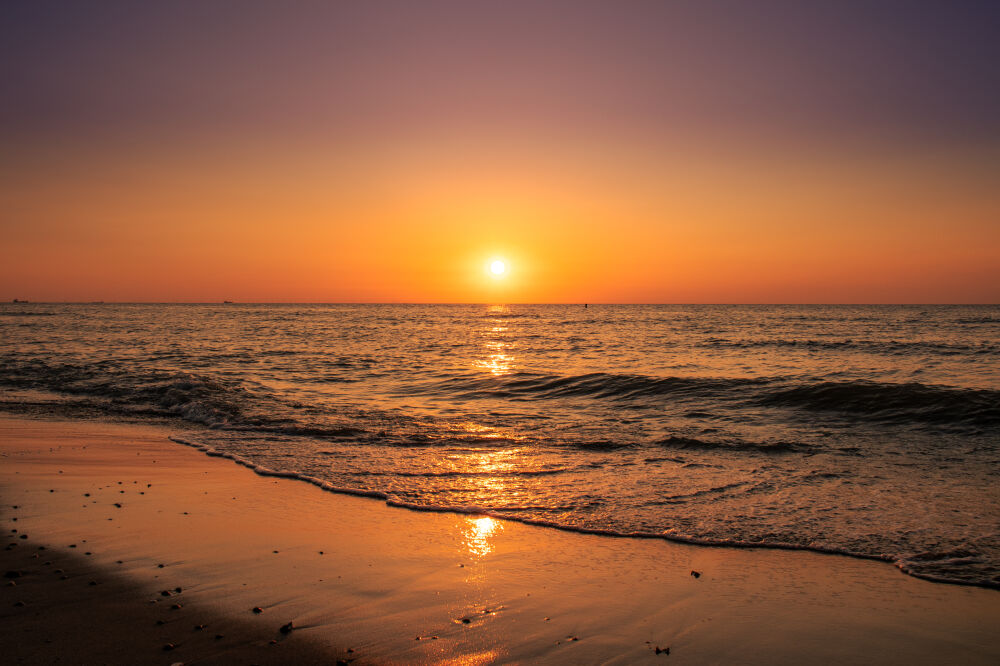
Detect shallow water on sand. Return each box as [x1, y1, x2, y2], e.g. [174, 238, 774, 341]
[1, 303, 998, 587]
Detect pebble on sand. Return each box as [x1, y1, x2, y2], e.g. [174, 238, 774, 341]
[252, 606, 264, 614]
[655, 645, 671, 655]
[690, 570, 701, 578]
[280, 621, 295, 634]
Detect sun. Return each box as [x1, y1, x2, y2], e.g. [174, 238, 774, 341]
[489, 259, 506, 277]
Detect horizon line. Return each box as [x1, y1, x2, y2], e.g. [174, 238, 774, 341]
[4, 301, 998, 307]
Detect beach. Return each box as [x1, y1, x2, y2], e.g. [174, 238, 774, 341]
[3, 415, 998, 664]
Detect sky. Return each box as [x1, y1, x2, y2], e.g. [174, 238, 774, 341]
[2, 0, 998, 303]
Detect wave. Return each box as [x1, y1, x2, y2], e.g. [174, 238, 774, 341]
[400, 371, 770, 401]
[956, 316, 1000, 324]
[399, 371, 999, 429]
[475, 312, 539, 319]
[166, 434, 1000, 590]
[0, 357, 367, 440]
[4, 356, 996, 433]
[699, 338, 998, 355]
[0, 311, 57, 317]
[348, 467, 573, 478]
[644, 481, 750, 503]
[655, 435, 812, 454]
[757, 381, 1000, 427]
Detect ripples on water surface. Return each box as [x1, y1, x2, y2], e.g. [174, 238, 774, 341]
[1, 303, 998, 587]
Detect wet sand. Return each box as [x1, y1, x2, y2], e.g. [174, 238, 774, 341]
[2, 416, 999, 664]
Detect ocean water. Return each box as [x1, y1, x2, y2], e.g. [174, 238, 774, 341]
[1, 303, 998, 588]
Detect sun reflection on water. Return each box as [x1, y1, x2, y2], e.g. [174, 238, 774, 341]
[474, 305, 516, 376]
[463, 515, 503, 558]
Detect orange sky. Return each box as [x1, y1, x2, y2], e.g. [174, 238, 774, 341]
[2, 2, 998, 303]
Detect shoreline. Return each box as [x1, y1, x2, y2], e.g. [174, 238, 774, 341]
[3, 415, 999, 664]
[168, 434, 990, 591]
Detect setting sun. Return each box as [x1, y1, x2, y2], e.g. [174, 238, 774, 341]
[490, 260, 507, 277]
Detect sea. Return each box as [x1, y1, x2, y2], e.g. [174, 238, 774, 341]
[1, 303, 997, 588]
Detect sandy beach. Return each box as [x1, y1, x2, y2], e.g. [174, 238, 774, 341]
[2, 415, 998, 665]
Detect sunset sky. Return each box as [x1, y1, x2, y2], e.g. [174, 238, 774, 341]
[2, 1, 998, 303]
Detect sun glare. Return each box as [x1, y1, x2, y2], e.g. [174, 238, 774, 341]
[490, 260, 506, 277]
